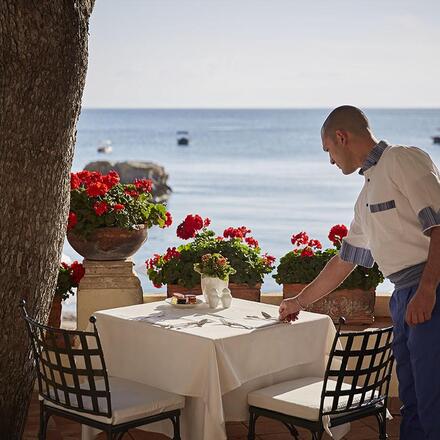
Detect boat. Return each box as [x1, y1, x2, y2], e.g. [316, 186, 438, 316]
[177, 131, 190, 146]
[97, 140, 112, 153]
[432, 136, 440, 144]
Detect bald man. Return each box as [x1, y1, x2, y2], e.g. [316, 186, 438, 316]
[279, 106, 440, 440]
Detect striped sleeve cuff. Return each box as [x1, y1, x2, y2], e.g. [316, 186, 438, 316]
[339, 241, 374, 268]
[418, 207, 440, 236]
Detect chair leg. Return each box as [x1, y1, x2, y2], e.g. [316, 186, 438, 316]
[375, 409, 388, 440]
[248, 409, 258, 440]
[38, 403, 49, 440]
[311, 431, 323, 440]
[281, 421, 300, 440]
[172, 413, 181, 440]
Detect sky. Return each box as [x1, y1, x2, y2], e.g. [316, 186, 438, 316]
[82, 0, 440, 108]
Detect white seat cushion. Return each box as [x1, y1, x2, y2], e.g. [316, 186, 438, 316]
[43, 376, 185, 425]
[248, 376, 372, 422]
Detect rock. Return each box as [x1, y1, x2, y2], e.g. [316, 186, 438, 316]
[84, 161, 172, 202]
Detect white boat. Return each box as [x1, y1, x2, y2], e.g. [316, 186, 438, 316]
[97, 140, 112, 153]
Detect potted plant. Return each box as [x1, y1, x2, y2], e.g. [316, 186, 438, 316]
[146, 214, 275, 301]
[67, 170, 172, 260]
[194, 253, 236, 305]
[273, 225, 384, 324]
[49, 261, 85, 328]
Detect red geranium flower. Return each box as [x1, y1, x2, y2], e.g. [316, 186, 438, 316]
[78, 170, 102, 187]
[328, 224, 348, 247]
[263, 253, 276, 267]
[176, 214, 204, 239]
[86, 181, 109, 198]
[204, 217, 211, 227]
[300, 247, 314, 257]
[134, 178, 153, 193]
[291, 232, 309, 247]
[245, 237, 259, 248]
[76, 170, 92, 184]
[146, 254, 162, 270]
[70, 261, 85, 285]
[124, 189, 139, 197]
[67, 212, 77, 230]
[308, 239, 322, 249]
[153, 282, 163, 289]
[223, 226, 251, 240]
[70, 173, 81, 190]
[102, 170, 120, 189]
[93, 201, 109, 216]
[164, 247, 180, 262]
[113, 203, 125, 212]
[164, 212, 173, 227]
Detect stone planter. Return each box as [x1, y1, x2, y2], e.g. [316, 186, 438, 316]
[283, 283, 375, 324]
[76, 259, 143, 330]
[167, 282, 261, 302]
[67, 226, 148, 261]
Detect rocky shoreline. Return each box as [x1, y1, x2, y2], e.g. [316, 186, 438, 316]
[84, 160, 172, 202]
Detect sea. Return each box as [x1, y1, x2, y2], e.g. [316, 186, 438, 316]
[63, 108, 440, 308]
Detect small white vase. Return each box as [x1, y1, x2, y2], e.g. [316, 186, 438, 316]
[206, 288, 220, 308]
[220, 288, 232, 308]
[201, 276, 228, 303]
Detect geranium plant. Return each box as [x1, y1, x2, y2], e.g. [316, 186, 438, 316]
[68, 170, 172, 237]
[273, 224, 383, 291]
[56, 261, 85, 300]
[146, 214, 275, 288]
[194, 253, 236, 281]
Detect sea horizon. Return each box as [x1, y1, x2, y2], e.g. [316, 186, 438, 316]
[64, 108, 440, 298]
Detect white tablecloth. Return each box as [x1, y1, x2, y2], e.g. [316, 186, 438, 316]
[83, 298, 336, 440]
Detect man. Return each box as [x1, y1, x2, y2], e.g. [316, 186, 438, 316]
[279, 106, 440, 440]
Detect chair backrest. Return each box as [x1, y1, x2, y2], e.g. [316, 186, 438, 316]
[20, 300, 112, 418]
[319, 320, 394, 418]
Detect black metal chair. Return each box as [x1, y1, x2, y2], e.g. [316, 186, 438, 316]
[247, 319, 394, 440]
[20, 300, 184, 440]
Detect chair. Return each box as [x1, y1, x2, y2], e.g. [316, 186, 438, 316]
[20, 300, 184, 440]
[247, 319, 394, 440]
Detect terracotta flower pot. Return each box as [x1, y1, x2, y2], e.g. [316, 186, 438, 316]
[47, 294, 76, 348]
[67, 226, 148, 260]
[167, 282, 261, 302]
[48, 293, 63, 328]
[229, 283, 261, 302]
[283, 283, 375, 325]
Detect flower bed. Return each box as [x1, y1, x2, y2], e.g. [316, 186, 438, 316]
[147, 214, 275, 301]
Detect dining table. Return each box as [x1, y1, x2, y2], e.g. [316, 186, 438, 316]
[82, 297, 337, 440]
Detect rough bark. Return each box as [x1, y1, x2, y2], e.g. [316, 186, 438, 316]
[0, 1, 94, 436]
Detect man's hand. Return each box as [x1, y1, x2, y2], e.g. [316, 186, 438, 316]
[405, 287, 436, 326]
[279, 297, 302, 321]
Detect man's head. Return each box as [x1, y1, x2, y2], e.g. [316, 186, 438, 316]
[321, 106, 377, 175]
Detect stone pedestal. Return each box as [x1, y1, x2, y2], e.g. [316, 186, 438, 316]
[76, 259, 143, 330]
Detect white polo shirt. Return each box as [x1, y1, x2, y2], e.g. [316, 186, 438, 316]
[339, 140, 440, 287]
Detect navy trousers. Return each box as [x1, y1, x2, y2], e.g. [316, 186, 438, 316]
[390, 284, 440, 440]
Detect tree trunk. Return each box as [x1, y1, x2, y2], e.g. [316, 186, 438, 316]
[0, 1, 94, 437]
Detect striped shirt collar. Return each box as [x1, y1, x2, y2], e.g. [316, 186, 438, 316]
[359, 140, 389, 175]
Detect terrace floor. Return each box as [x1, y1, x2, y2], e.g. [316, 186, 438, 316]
[24, 392, 401, 440]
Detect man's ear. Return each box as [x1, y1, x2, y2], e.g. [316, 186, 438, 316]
[335, 129, 348, 146]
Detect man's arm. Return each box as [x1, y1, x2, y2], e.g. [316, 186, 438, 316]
[279, 255, 356, 320]
[406, 227, 440, 326]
